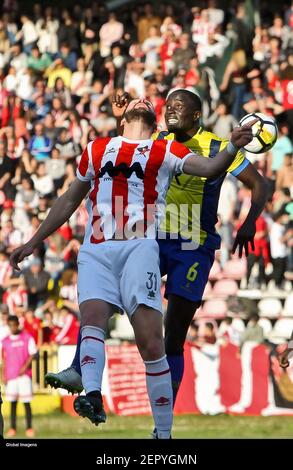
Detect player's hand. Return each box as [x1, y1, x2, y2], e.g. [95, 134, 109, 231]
[112, 92, 131, 118]
[10, 242, 36, 271]
[231, 118, 258, 149]
[278, 348, 292, 369]
[232, 220, 256, 257]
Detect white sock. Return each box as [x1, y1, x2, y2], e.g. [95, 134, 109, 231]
[145, 355, 173, 439]
[80, 326, 105, 394]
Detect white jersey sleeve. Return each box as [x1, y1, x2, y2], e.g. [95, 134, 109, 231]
[166, 140, 194, 175]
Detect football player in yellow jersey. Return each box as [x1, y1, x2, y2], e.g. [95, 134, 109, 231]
[152, 89, 267, 405]
[44, 90, 267, 413]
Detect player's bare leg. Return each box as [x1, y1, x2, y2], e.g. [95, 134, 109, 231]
[73, 299, 115, 426]
[131, 305, 173, 439]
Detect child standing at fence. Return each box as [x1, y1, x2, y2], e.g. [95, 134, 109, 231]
[1, 315, 37, 437]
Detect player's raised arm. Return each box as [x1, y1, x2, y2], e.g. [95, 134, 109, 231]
[10, 178, 90, 270]
[182, 119, 258, 178]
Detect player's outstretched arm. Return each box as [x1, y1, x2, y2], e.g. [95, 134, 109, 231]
[10, 178, 90, 270]
[183, 119, 258, 178]
[232, 164, 269, 257]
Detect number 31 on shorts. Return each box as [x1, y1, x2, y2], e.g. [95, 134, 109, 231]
[186, 262, 199, 282]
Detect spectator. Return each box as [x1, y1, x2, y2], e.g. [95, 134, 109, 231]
[206, 102, 238, 139]
[142, 26, 163, 74]
[42, 311, 61, 344]
[269, 210, 288, 289]
[271, 123, 293, 173]
[0, 305, 9, 341]
[137, 3, 161, 44]
[172, 33, 194, 74]
[1, 315, 37, 437]
[276, 153, 293, 192]
[203, 322, 217, 345]
[186, 320, 199, 344]
[246, 214, 269, 289]
[240, 314, 264, 349]
[23, 308, 43, 347]
[29, 122, 52, 161]
[31, 161, 54, 197]
[99, 13, 124, 58]
[23, 258, 50, 309]
[27, 45, 52, 74]
[54, 306, 79, 345]
[0, 140, 16, 200]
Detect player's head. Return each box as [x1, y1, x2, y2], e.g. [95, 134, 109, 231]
[123, 98, 156, 130]
[7, 315, 20, 335]
[165, 89, 202, 133]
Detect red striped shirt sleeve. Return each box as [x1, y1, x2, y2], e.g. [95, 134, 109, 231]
[77, 144, 93, 181]
[168, 141, 194, 174]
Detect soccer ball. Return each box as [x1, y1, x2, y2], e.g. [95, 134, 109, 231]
[239, 112, 278, 154]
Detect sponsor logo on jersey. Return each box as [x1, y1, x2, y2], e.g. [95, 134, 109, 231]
[98, 162, 145, 180]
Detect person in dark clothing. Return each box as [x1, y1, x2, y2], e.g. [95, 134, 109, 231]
[24, 258, 50, 309]
[0, 141, 17, 200]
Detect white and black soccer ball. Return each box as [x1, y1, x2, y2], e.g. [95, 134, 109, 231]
[239, 112, 278, 154]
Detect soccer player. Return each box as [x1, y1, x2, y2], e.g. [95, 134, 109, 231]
[45, 91, 267, 410]
[1, 315, 37, 437]
[10, 98, 255, 438]
[154, 89, 268, 405]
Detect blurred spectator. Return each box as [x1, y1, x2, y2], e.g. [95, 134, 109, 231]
[186, 320, 199, 344]
[54, 306, 79, 345]
[206, 102, 238, 139]
[23, 258, 50, 309]
[23, 308, 42, 347]
[137, 3, 162, 44]
[172, 33, 194, 74]
[246, 214, 269, 289]
[203, 322, 217, 345]
[0, 305, 9, 341]
[240, 314, 264, 349]
[99, 13, 124, 58]
[0, 140, 16, 200]
[271, 123, 293, 173]
[27, 45, 52, 73]
[142, 26, 163, 74]
[2, 277, 28, 315]
[269, 210, 288, 289]
[275, 153, 293, 192]
[42, 311, 60, 344]
[218, 316, 243, 346]
[29, 122, 52, 161]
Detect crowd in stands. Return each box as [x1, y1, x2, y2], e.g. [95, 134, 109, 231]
[0, 0, 292, 349]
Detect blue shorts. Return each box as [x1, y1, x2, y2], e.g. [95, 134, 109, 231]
[158, 237, 215, 303]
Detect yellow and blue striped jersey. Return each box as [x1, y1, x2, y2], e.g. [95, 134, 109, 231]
[152, 128, 249, 249]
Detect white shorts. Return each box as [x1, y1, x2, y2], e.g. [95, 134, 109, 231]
[5, 376, 33, 403]
[77, 238, 162, 317]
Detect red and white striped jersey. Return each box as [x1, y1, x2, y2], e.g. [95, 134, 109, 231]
[77, 136, 193, 244]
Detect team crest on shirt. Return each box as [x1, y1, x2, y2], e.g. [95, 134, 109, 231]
[104, 147, 116, 155]
[136, 145, 150, 157]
